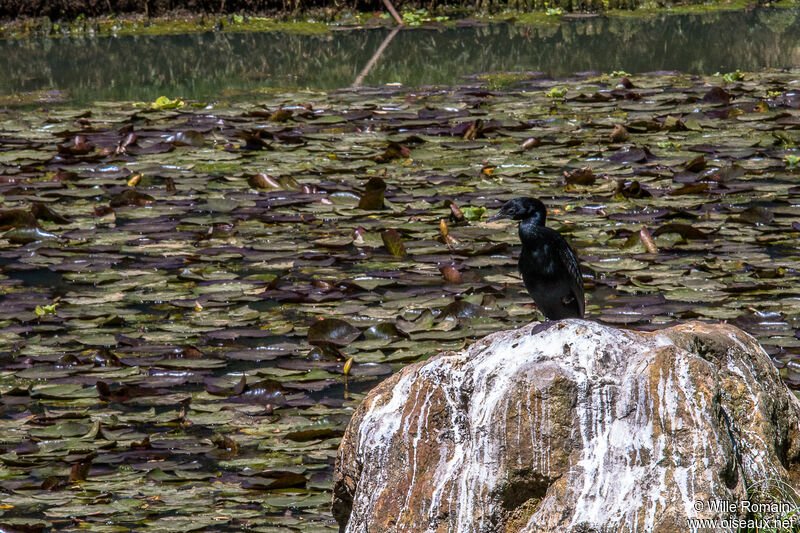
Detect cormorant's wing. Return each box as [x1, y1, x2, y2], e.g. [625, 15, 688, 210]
[558, 239, 585, 318]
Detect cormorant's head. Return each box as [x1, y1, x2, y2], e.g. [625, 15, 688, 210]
[488, 197, 547, 225]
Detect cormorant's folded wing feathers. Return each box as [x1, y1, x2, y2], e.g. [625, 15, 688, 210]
[558, 240, 585, 318]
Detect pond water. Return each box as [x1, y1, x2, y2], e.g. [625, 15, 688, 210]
[1, 7, 799, 103]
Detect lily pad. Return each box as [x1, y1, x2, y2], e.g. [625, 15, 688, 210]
[308, 319, 362, 347]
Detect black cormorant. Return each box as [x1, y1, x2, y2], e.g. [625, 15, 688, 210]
[489, 197, 585, 320]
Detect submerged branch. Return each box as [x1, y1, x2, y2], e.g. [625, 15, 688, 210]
[351, 26, 401, 88]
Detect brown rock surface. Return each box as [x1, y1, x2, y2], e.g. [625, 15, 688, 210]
[333, 320, 800, 532]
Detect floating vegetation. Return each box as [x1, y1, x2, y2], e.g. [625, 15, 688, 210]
[0, 68, 799, 529]
[722, 69, 746, 82]
[545, 86, 568, 99]
[0, 12, 332, 39]
[477, 72, 533, 90]
[400, 8, 449, 25]
[146, 95, 185, 110]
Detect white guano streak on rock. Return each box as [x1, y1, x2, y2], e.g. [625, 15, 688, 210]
[452, 337, 521, 531]
[539, 390, 551, 477]
[567, 325, 646, 528]
[724, 348, 776, 482]
[568, 329, 724, 531]
[652, 346, 711, 523]
[425, 320, 638, 532]
[673, 353, 704, 516]
[723, 326, 800, 483]
[421, 329, 553, 531]
[351, 369, 416, 529]
[401, 383, 434, 524]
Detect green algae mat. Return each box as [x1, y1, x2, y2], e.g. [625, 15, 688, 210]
[0, 69, 799, 530]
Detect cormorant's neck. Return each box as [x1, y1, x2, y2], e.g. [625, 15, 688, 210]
[518, 217, 544, 241]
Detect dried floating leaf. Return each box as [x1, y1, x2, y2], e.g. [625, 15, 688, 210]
[41, 477, 65, 491]
[373, 142, 411, 162]
[0, 209, 38, 229]
[58, 134, 94, 155]
[165, 130, 205, 147]
[358, 177, 387, 210]
[670, 183, 710, 195]
[610, 124, 629, 142]
[662, 115, 686, 132]
[702, 86, 733, 105]
[439, 219, 459, 246]
[126, 173, 142, 187]
[734, 206, 774, 225]
[116, 131, 137, 153]
[608, 146, 655, 163]
[31, 203, 69, 224]
[652, 223, 712, 240]
[684, 155, 707, 172]
[247, 173, 281, 189]
[616, 179, 651, 198]
[639, 227, 658, 254]
[68, 457, 93, 483]
[109, 189, 154, 207]
[563, 167, 595, 185]
[269, 108, 293, 122]
[441, 300, 482, 319]
[448, 201, 465, 222]
[241, 472, 307, 490]
[626, 119, 661, 133]
[521, 137, 541, 150]
[440, 265, 462, 284]
[381, 228, 407, 257]
[284, 427, 344, 442]
[237, 131, 273, 151]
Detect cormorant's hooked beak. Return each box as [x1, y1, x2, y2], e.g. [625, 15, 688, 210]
[487, 211, 510, 221]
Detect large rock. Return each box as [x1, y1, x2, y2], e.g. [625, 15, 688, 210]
[332, 320, 800, 532]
